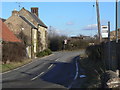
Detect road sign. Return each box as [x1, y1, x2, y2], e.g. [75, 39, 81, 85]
[101, 25, 108, 38]
[64, 39, 67, 45]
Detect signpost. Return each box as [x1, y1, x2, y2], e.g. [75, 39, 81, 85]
[63, 39, 67, 50]
[101, 25, 108, 39]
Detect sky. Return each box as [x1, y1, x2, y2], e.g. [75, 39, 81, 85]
[0, 1, 117, 37]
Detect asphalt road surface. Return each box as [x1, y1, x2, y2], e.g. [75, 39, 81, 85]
[2, 50, 84, 89]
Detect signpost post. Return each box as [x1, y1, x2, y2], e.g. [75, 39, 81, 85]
[63, 39, 67, 50]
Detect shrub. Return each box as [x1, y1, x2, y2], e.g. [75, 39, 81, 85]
[2, 42, 26, 64]
[36, 49, 52, 57]
[86, 44, 103, 62]
[48, 36, 66, 51]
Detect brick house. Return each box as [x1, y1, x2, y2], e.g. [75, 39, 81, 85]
[5, 7, 48, 58]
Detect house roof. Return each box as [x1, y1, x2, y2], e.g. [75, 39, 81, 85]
[0, 18, 6, 22]
[0, 20, 21, 42]
[21, 8, 47, 28]
[19, 16, 37, 29]
[28, 11, 47, 28]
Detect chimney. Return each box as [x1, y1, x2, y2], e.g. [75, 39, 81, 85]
[12, 9, 19, 16]
[31, 7, 39, 17]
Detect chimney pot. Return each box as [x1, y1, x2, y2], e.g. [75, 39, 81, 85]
[31, 7, 39, 17]
[12, 9, 19, 16]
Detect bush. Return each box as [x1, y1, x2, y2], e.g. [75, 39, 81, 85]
[86, 44, 103, 62]
[66, 39, 89, 50]
[2, 42, 26, 64]
[36, 49, 52, 57]
[48, 35, 66, 51]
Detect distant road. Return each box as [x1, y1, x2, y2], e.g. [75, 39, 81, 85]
[2, 50, 85, 89]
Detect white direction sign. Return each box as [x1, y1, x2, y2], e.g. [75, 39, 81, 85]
[101, 25, 108, 38]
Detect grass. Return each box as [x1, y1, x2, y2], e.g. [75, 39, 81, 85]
[0, 59, 32, 73]
[1, 49, 53, 73]
[1, 51, 53, 73]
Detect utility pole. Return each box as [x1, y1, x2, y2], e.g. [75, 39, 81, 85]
[116, 0, 118, 43]
[96, 0, 102, 43]
[108, 21, 111, 70]
[115, 0, 120, 77]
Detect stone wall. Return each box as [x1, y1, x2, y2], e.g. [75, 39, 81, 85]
[5, 15, 32, 45]
[38, 26, 47, 51]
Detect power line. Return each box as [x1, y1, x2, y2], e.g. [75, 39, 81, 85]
[16, 2, 22, 11]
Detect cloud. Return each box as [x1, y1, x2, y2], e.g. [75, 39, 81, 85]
[82, 24, 98, 30]
[66, 21, 74, 25]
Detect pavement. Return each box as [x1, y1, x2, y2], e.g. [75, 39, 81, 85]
[1, 50, 85, 89]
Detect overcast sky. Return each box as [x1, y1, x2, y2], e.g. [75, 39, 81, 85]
[1, 1, 117, 37]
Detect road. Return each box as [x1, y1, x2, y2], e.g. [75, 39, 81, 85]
[2, 50, 84, 89]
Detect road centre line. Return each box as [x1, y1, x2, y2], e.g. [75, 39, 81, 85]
[31, 72, 44, 81]
[2, 54, 54, 75]
[55, 58, 59, 61]
[48, 64, 53, 69]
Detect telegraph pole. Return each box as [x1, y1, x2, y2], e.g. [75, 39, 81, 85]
[108, 21, 111, 70]
[116, 0, 118, 43]
[96, 0, 102, 43]
[115, 0, 120, 77]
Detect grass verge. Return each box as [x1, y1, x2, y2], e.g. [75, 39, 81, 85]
[1, 49, 53, 73]
[0, 59, 32, 73]
[79, 53, 105, 88]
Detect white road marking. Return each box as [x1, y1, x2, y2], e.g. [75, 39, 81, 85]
[48, 64, 53, 69]
[31, 72, 44, 81]
[55, 58, 59, 61]
[2, 54, 54, 75]
[68, 60, 79, 89]
[74, 60, 79, 80]
[2, 61, 34, 75]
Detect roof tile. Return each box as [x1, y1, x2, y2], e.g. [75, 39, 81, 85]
[0, 20, 21, 42]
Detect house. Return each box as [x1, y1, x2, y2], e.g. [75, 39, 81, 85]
[0, 19, 22, 63]
[19, 7, 47, 51]
[0, 18, 6, 22]
[0, 19, 21, 43]
[5, 7, 48, 58]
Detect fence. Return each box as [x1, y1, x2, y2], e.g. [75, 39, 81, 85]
[102, 40, 120, 71]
